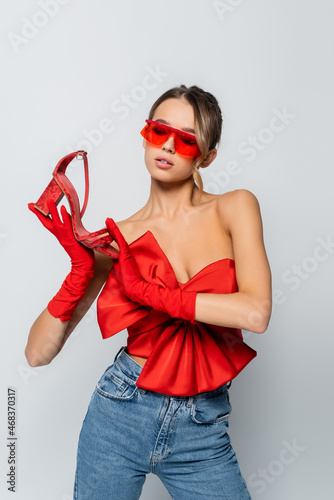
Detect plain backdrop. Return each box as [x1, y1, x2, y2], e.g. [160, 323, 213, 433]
[1, 1, 333, 499]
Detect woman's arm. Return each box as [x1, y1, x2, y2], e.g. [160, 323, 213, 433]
[25, 251, 113, 366]
[195, 189, 272, 333]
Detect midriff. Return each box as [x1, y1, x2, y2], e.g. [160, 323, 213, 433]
[126, 350, 148, 367]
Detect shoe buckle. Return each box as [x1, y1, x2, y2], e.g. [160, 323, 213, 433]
[76, 150, 86, 160]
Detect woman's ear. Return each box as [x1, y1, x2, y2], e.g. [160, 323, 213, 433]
[200, 149, 217, 169]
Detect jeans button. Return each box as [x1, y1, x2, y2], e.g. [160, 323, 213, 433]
[139, 388, 146, 394]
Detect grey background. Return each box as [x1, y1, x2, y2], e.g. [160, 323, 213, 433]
[1, 0, 333, 498]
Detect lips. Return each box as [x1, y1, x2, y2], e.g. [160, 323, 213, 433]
[154, 156, 174, 166]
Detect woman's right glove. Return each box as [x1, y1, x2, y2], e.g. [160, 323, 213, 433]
[105, 217, 197, 324]
[28, 199, 95, 322]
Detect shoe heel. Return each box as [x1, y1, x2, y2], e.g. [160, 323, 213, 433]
[34, 178, 64, 216]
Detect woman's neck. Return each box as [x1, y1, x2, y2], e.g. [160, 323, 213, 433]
[141, 178, 201, 221]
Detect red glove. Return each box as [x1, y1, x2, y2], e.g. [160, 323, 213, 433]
[28, 199, 95, 322]
[104, 218, 197, 324]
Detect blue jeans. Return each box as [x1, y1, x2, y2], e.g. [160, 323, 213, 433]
[73, 346, 252, 499]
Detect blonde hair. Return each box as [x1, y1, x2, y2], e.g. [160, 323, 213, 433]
[147, 85, 223, 197]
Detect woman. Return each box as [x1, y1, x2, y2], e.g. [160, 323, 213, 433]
[26, 85, 272, 499]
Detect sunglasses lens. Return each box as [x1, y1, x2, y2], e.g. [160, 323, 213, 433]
[140, 121, 201, 158]
[178, 136, 199, 157]
[141, 123, 169, 146]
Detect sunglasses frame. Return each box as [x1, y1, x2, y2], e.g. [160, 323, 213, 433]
[140, 119, 201, 159]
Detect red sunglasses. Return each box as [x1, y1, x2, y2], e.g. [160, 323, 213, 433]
[140, 120, 201, 158]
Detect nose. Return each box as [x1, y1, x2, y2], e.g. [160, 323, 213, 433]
[162, 134, 176, 153]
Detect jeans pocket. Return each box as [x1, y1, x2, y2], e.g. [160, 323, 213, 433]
[190, 387, 232, 425]
[96, 362, 138, 401]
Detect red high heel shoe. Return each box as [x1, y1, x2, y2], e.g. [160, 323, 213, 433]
[34, 151, 119, 259]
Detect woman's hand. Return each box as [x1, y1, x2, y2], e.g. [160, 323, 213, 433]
[104, 217, 147, 303]
[105, 217, 197, 323]
[28, 199, 95, 270]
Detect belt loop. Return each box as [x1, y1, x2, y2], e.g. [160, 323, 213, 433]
[187, 396, 194, 407]
[114, 345, 126, 361]
[227, 381, 232, 389]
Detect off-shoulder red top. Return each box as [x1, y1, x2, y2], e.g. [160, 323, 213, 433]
[97, 230, 257, 397]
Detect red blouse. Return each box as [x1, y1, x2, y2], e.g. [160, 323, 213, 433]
[97, 230, 257, 397]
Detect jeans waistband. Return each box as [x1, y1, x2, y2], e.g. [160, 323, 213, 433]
[114, 345, 144, 380]
[113, 345, 232, 400]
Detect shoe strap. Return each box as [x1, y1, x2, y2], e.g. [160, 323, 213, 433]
[55, 151, 89, 218]
[74, 151, 89, 219]
[81, 152, 89, 219]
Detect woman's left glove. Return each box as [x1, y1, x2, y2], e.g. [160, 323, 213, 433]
[104, 218, 197, 324]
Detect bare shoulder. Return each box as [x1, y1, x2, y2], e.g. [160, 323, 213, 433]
[216, 189, 261, 235]
[112, 218, 139, 243]
[216, 188, 265, 253]
[216, 188, 259, 203]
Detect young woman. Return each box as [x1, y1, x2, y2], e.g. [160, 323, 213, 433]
[26, 85, 272, 499]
